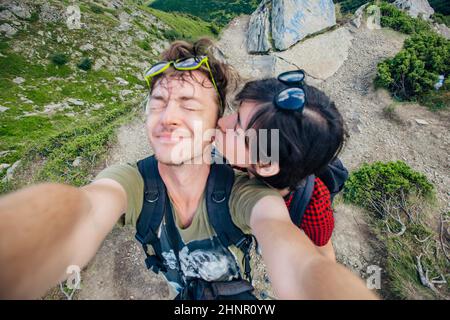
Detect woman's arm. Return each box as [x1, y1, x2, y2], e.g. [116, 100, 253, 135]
[250, 195, 377, 300]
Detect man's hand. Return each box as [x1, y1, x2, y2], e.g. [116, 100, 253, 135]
[0, 178, 126, 299]
[250, 195, 378, 300]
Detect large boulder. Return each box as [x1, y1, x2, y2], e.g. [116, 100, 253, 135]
[393, 0, 434, 20]
[247, 0, 271, 53]
[272, 0, 336, 51]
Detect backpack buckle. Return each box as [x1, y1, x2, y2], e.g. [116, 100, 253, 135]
[145, 190, 159, 203]
[211, 191, 226, 203]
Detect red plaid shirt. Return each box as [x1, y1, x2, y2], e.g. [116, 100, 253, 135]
[284, 177, 334, 247]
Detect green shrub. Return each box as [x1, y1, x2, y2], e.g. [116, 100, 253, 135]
[50, 53, 69, 66]
[89, 4, 104, 14]
[379, 2, 432, 34]
[138, 39, 151, 51]
[375, 32, 450, 100]
[209, 23, 220, 36]
[344, 161, 434, 213]
[77, 58, 92, 71]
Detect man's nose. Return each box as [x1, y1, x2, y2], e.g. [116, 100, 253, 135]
[218, 113, 237, 132]
[160, 101, 182, 127]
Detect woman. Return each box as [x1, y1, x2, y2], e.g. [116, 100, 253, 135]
[215, 70, 345, 261]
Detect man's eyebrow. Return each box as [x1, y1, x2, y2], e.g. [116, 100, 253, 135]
[179, 95, 202, 103]
[149, 94, 165, 100]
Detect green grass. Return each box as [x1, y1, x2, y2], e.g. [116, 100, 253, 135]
[147, 0, 260, 28]
[142, 6, 216, 40]
[0, 34, 142, 193]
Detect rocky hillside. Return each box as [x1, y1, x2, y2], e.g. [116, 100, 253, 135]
[0, 0, 448, 300]
[0, 0, 215, 192]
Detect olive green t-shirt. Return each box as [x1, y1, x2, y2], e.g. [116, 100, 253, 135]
[95, 163, 279, 296]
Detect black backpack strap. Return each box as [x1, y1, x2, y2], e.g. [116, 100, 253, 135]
[318, 158, 349, 201]
[135, 155, 167, 274]
[289, 175, 316, 226]
[206, 164, 254, 282]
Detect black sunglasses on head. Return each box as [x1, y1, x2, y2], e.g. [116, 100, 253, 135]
[274, 70, 306, 112]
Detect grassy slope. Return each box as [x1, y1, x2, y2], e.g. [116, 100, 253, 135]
[0, 1, 215, 193]
[142, 5, 215, 39]
[147, 0, 260, 27]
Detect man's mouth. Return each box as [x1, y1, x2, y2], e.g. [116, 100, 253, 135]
[155, 132, 189, 143]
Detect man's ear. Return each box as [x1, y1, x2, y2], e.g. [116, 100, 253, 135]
[255, 162, 280, 177]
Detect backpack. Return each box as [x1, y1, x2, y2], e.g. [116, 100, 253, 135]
[288, 158, 349, 226]
[134, 155, 256, 300]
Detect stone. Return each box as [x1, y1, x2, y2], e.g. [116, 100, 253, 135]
[0, 151, 12, 157]
[351, 3, 369, 29]
[38, 31, 44, 37]
[116, 77, 129, 86]
[8, 3, 31, 19]
[2, 160, 21, 183]
[67, 98, 85, 106]
[435, 23, 450, 40]
[66, 5, 82, 30]
[12, 77, 25, 84]
[72, 157, 82, 167]
[366, 5, 381, 30]
[93, 57, 107, 71]
[0, 163, 10, 171]
[393, 0, 434, 20]
[43, 102, 68, 114]
[134, 84, 144, 90]
[0, 105, 9, 112]
[117, 12, 132, 32]
[0, 23, 17, 37]
[0, 10, 14, 21]
[80, 43, 94, 51]
[275, 27, 354, 80]
[39, 3, 63, 23]
[247, 0, 271, 53]
[271, 0, 336, 51]
[120, 90, 133, 97]
[415, 118, 429, 125]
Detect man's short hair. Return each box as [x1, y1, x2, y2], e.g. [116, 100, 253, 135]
[150, 38, 238, 116]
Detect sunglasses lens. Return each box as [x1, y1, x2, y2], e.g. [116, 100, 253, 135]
[174, 57, 201, 68]
[276, 87, 305, 110]
[278, 70, 305, 83]
[145, 62, 169, 77]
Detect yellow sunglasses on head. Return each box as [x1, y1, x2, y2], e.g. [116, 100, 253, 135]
[144, 56, 222, 107]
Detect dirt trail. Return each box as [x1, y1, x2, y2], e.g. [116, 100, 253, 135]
[56, 17, 449, 300]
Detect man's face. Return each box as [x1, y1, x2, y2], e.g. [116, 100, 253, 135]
[146, 70, 219, 165]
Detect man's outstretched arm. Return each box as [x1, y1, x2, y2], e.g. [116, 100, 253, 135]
[0, 179, 126, 299]
[250, 195, 378, 300]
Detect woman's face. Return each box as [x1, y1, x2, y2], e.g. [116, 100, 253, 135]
[216, 100, 259, 168]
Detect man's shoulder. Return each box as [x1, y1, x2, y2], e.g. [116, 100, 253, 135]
[95, 162, 144, 226]
[228, 169, 281, 233]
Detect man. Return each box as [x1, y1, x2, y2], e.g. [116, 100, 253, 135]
[0, 39, 377, 300]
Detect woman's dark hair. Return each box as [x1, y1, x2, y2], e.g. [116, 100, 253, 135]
[235, 78, 345, 190]
[150, 38, 238, 117]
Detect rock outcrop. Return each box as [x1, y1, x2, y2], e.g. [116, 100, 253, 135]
[271, 0, 336, 51]
[246, 0, 336, 53]
[246, 0, 271, 54]
[393, 0, 435, 20]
